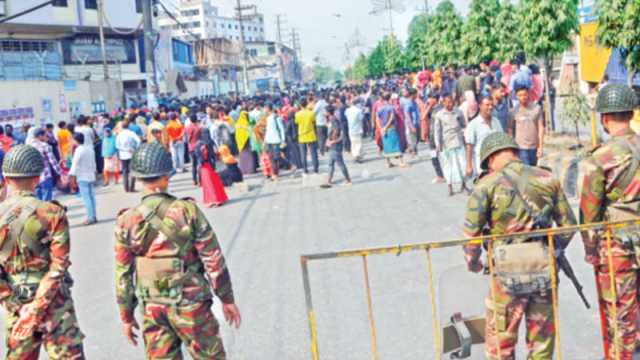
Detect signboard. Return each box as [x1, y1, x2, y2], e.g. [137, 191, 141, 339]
[59, 94, 68, 113]
[579, 22, 612, 83]
[42, 99, 52, 113]
[62, 34, 137, 65]
[0, 107, 34, 124]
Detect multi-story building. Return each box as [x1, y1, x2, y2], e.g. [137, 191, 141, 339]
[157, 0, 265, 43]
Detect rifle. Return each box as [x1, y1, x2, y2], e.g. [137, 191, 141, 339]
[535, 205, 590, 309]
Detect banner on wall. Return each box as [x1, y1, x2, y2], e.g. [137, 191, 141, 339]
[0, 107, 34, 125]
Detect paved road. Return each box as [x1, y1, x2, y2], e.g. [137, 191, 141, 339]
[0, 141, 612, 359]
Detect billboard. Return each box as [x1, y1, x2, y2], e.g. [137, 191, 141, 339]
[62, 34, 137, 65]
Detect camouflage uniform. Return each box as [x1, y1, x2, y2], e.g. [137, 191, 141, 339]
[579, 84, 640, 360]
[115, 192, 234, 359]
[0, 191, 85, 359]
[463, 159, 576, 360]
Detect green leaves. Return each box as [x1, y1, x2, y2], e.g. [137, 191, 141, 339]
[382, 36, 404, 75]
[494, 0, 523, 62]
[520, 0, 579, 60]
[460, 0, 501, 65]
[597, 0, 640, 74]
[423, 0, 464, 66]
[352, 54, 370, 81]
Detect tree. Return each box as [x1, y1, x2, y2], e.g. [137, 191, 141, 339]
[405, 13, 431, 71]
[312, 65, 343, 84]
[460, 0, 501, 65]
[368, 42, 386, 78]
[382, 36, 404, 75]
[493, 0, 523, 62]
[520, 0, 579, 75]
[422, 0, 464, 66]
[597, 0, 640, 80]
[352, 53, 370, 81]
[563, 81, 591, 146]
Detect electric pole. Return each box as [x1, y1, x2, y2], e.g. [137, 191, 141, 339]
[142, 0, 158, 109]
[97, 0, 109, 80]
[290, 28, 301, 83]
[386, 0, 394, 37]
[275, 14, 286, 90]
[235, 0, 252, 95]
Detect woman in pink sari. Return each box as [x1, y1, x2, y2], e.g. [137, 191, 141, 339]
[196, 131, 228, 208]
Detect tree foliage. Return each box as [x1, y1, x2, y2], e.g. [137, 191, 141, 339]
[351, 53, 370, 81]
[460, 0, 501, 65]
[368, 42, 386, 78]
[312, 65, 343, 84]
[597, 0, 640, 75]
[423, 0, 463, 66]
[493, 0, 522, 62]
[519, 0, 579, 61]
[405, 13, 431, 71]
[382, 36, 404, 75]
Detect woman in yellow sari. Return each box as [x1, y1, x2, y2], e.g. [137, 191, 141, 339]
[235, 108, 256, 174]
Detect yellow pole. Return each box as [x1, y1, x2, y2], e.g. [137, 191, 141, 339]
[605, 228, 620, 360]
[591, 111, 599, 148]
[547, 233, 563, 360]
[487, 236, 503, 360]
[425, 248, 442, 358]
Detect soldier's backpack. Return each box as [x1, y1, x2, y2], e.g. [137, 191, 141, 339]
[134, 195, 191, 305]
[493, 168, 552, 296]
[0, 196, 41, 263]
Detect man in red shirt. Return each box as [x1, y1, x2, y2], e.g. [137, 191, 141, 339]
[185, 114, 203, 185]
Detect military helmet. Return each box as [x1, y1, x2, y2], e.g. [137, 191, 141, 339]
[596, 83, 638, 114]
[131, 143, 173, 179]
[2, 145, 45, 178]
[480, 132, 519, 170]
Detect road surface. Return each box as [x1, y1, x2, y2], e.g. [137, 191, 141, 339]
[0, 141, 609, 359]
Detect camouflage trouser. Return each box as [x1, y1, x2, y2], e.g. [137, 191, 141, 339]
[596, 257, 640, 360]
[484, 281, 555, 360]
[142, 300, 225, 360]
[4, 293, 85, 360]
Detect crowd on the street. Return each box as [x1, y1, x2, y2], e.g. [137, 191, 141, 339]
[0, 52, 600, 223]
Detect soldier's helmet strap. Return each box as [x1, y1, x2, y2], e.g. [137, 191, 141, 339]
[138, 197, 187, 255]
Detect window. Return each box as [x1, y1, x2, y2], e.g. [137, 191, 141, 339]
[191, 21, 200, 28]
[268, 45, 276, 55]
[52, 0, 68, 7]
[84, 0, 97, 10]
[181, 9, 200, 16]
[135, 0, 142, 14]
[234, 25, 238, 29]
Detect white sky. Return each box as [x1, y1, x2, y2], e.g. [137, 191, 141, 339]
[168, 0, 473, 69]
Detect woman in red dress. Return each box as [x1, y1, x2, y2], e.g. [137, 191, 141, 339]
[196, 131, 228, 208]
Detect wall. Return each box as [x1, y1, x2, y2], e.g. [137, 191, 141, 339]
[0, 80, 123, 126]
[5, 0, 142, 29]
[182, 80, 214, 99]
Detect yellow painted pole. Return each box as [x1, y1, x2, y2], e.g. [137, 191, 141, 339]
[425, 248, 442, 358]
[362, 255, 380, 360]
[547, 233, 563, 360]
[605, 228, 621, 360]
[591, 111, 599, 148]
[487, 237, 503, 360]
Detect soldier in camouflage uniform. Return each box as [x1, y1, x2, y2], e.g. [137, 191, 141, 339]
[463, 132, 576, 360]
[114, 142, 241, 359]
[0, 145, 85, 359]
[579, 83, 640, 360]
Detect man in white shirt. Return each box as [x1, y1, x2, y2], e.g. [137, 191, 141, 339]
[345, 98, 364, 162]
[69, 132, 98, 225]
[465, 96, 504, 177]
[74, 115, 95, 147]
[116, 120, 141, 193]
[313, 95, 329, 156]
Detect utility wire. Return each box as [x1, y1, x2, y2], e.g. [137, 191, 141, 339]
[101, 11, 144, 35]
[0, 0, 54, 24]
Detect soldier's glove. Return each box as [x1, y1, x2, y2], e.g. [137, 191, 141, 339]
[10, 304, 39, 341]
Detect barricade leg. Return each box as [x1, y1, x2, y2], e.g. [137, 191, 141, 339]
[362, 255, 380, 360]
[301, 257, 320, 360]
[605, 228, 621, 360]
[424, 248, 441, 358]
[547, 233, 563, 360]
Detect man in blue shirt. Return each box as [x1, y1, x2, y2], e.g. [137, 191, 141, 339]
[403, 88, 421, 156]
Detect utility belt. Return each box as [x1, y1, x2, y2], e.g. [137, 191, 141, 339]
[7, 271, 46, 304]
[491, 241, 551, 296]
[606, 200, 640, 267]
[136, 257, 186, 305]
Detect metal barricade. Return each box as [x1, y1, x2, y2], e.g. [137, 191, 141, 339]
[299, 220, 640, 360]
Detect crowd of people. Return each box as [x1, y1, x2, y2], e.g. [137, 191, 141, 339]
[0, 52, 556, 223]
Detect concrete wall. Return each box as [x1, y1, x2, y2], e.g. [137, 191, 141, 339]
[5, 0, 142, 29]
[0, 80, 123, 126]
[182, 80, 214, 99]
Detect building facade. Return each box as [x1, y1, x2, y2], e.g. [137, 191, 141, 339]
[157, 0, 265, 43]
